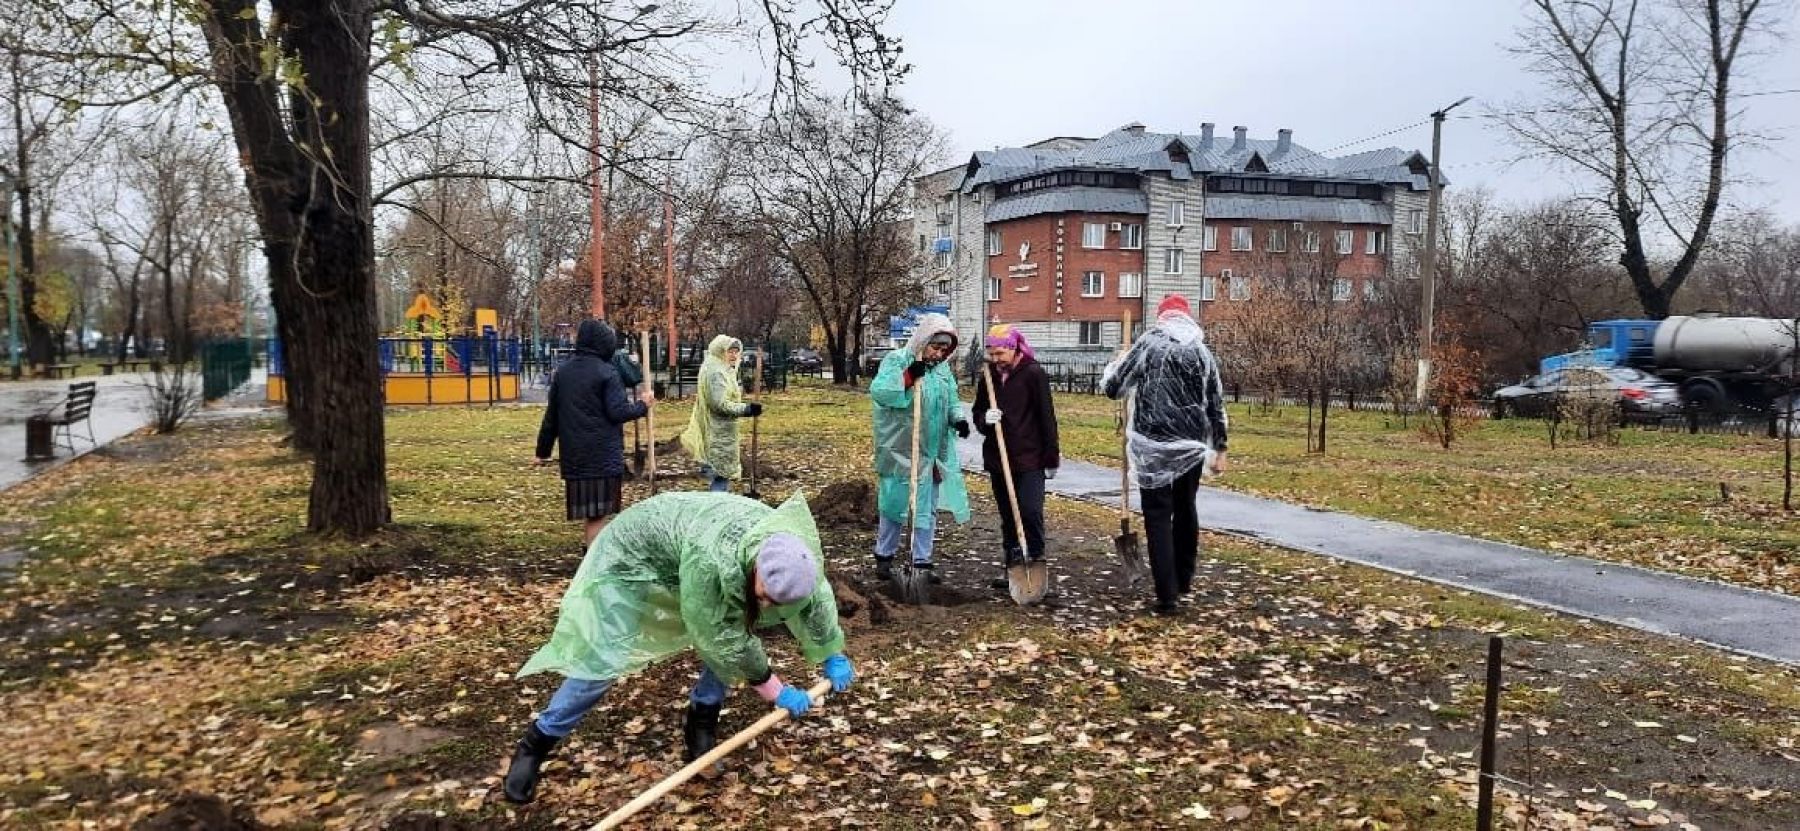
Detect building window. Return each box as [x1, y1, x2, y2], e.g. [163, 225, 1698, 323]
[986, 229, 1001, 256]
[1200, 275, 1217, 301]
[1164, 248, 1184, 274]
[1118, 272, 1142, 298]
[1202, 225, 1217, 251]
[1082, 222, 1107, 249]
[1082, 271, 1104, 297]
[1230, 272, 1250, 300]
[1335, 230, 1354, 254]
[1408, 209, 1423, 234]
[1302, 230, 1321, 253]
[1267, 228, 1286, 252]
[937, 279, 950, 297]
[1367, 229, 1387, 254]
[1167, 201, 1186, 227]
[934, 249, 951, 268]
[1078, 321, 1104, 346]
[1121, 223, 1143, 250]
[986, 277, 1002, 301]
[1363, 280, 1376, 300]
[1332, 278, 1352, 301]
[1231, 226, 1252, 251]
[918, 234, 926, 252]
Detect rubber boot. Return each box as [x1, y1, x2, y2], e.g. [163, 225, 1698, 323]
[874, 556, 895, 581]
[683, 702, 723, 762]
[503, 722, 561, 804]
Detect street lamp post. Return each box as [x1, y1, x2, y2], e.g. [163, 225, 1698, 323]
[3, 175, 20, 380]
[1415, 95, 1472, 406]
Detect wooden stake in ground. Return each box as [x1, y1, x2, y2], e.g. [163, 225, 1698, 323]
[590, 679, 834, 831]
[747, 349, 764, 499]
[642, 330, 658, 495]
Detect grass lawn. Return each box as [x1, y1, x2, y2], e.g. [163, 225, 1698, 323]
[1045, 389, 1800, 596]
[0, 384, 1796, 829]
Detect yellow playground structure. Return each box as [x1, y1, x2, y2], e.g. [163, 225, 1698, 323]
[267, 292, 522, 405]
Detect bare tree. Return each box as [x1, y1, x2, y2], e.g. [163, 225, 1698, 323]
[739, 93, 942, 384]
[1506, 0, 1785, 318]
[1462, 200, 1631, 380]
[19, 0, 906, 535]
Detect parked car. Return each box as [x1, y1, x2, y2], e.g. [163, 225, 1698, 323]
[789, 347, 823, 372]
[1490, 366, 1683, 421]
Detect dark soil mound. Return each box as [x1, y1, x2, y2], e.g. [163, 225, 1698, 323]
[813, 480, 877, 526]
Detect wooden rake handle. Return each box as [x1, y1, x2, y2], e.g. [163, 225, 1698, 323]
[590, 678, 836, 831]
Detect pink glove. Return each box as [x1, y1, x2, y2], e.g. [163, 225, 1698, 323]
[752, 674, 786, 702]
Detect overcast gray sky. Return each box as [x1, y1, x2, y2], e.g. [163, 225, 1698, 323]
[871, 0, 1800, 223]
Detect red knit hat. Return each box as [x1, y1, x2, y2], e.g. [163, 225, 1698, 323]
[1157, 293, 1192, 318]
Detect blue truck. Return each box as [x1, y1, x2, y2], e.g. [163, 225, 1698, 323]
[1540, 315, 1798, 412]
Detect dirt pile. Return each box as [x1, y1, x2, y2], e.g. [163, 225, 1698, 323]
[812, 480, 877, 526]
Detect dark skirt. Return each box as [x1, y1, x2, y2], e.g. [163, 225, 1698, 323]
[565, 477, 625, 521]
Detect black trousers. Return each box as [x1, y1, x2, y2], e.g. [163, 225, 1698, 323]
[1140, 464, 1203, 606]
[989, 468, 1047, 561]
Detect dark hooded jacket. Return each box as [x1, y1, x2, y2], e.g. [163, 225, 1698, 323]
[971, 354, 1060, 474]
[536, 320, 649, 479]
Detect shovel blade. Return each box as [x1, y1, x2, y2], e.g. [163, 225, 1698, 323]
[1008, 561, 1050, 606]
[1114, 527, 1145, 585]
[896, 565, 932, 606]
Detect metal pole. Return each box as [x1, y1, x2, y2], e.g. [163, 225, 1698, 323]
[663, 168, 676, 375]
[528, 209, 543, 374]
[587, 58, 606, 320]
[1415, 96, 1470, 405]
[1475, 635, 1504, 831]
[5, 208, 20, 380]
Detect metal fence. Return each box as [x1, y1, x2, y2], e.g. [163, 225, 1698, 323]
[200, 338, 256, 401]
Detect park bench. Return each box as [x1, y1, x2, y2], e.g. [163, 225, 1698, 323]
[26, 381, 97, 458]
[98, 359, 154, 375]
[36, 363, 79, 379]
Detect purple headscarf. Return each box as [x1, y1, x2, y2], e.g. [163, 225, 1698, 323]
[983, 323, 1036, 362]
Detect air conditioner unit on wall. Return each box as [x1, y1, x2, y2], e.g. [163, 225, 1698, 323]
[1109, 222, 1122, 231]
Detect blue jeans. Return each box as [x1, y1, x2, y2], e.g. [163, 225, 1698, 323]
[699, 464, 730, 493]
[876, 482, 937, 565]
[534, 667, 728, 738]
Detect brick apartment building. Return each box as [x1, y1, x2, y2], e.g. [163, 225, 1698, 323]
[910, 122, 1440, 364]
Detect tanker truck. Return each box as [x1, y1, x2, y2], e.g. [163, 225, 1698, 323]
[1539, 315, 1799, 412]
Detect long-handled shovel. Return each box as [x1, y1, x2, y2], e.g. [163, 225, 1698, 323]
[588, 679, 834, 831]
[984, 362, 1048, 606]
[1114, 310, 1145, 585]
[746, 349, 764, 499]
[641, 330, 659, 496]
[895, 385, 932, 605]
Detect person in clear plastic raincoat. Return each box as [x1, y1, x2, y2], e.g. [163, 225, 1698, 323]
[500, 490, 855, 804]
[1101, 294, 1230, 616]
[868, 313, 971, 581]
[680, 335, 764, 492]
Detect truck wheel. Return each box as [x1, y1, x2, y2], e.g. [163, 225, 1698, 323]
[1491, 401, 1508, 420]
[1679, 378, 1729, 414]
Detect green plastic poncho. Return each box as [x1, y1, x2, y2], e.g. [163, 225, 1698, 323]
[515, 490, 845, 685]
[869, 313, 971, 528]
[680, 335, 751, 480]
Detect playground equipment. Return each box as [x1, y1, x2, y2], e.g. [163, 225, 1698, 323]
[267, 292, 524, 406]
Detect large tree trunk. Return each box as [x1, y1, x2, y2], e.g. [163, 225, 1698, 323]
[284, 0, 387, 534]
[203, 0, 386, 534]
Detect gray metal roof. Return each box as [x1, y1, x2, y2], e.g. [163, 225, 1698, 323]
[1202, 195, 1394, 224]
[954, 124, 1439, 193]
[986, 187, 1150, 223]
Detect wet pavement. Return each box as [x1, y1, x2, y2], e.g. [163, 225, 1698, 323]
[956, 432, 1800, 666]
[0, 375, 155, 492]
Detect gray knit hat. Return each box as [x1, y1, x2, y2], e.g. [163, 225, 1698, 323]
[756, 533, 818, 604]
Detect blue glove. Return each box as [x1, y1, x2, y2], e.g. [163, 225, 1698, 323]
[774, 685, 813, 717]
[822, 654, 855, 692]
